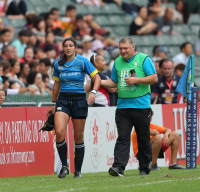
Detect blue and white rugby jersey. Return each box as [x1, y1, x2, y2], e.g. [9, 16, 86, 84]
[53, 54, 98, 93]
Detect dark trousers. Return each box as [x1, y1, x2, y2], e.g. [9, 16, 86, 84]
[7, 0, 27, 15]
[113, 108, 151, 174]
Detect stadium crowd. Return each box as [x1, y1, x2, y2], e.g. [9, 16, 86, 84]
[0, 0, 199, 105]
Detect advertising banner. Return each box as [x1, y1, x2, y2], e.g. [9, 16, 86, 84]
[82, 105, 165, 173]
[162, 103, 200, 166]
[0, 107, 54, 177]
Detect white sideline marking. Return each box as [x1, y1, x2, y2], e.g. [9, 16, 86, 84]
[56, 188, 87, 192]
[55, 177, 200, 192]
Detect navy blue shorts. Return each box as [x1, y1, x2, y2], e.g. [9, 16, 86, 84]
[55, 93, 88, 119]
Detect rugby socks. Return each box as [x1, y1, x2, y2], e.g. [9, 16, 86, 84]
[75, 142, 85, 172]
[56, 140, 67, 167]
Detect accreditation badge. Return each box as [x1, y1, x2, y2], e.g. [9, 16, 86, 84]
[164, 89, 173, 104]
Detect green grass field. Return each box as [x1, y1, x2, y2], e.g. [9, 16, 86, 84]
[0, 166, 200, 192]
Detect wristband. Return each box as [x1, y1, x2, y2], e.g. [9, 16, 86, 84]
[52, 101, 56, 106]
[91, 89, 97, 95]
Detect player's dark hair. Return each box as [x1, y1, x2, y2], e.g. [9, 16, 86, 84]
[59, 38, 77, 66]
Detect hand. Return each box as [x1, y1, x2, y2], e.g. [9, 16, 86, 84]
[87, 93, 96, 105]
[50, 105, 55, 113]
[163, 136, 170, 147]
[125, 77, 138, 85]
[107, 88, 117, 93]
[29, 87, 39, 94]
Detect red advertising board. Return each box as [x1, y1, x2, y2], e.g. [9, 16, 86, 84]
[162, 103, 200, 165]
[0, 107, 54, 177]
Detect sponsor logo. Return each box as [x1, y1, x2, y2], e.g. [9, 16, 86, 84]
[134, 62, 138, 66]
[57, 107, 62, 110]
[58, 66, 63, 70]
[106, 122, 117, 142]
[89, 112, 102, 169]
[68, 72, 81, 76]
[159, 82, 164, 88]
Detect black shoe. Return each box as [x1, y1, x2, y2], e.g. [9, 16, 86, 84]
[108, 167, 124, 177]
[151, 163, 161, 171]
[139, 171, 148, 176]
[58, 166, 69, 178]
[169, 164, 186, 169]
[74, 171, 82, 178]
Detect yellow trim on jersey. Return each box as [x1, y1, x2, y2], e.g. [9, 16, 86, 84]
[90, 69, 98, 77]
[52, 76, 60, 81]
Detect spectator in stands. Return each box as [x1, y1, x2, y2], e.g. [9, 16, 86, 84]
[0, 45, 15, 62]
[0, 0, 27, 18]
[148, 0, 165, 21]
[39, 31, 60, 58]
[50, 7, 63, 30]
[175, 63, 185, 77]
[1, 60, 10, 75]
[73, 15, 90, 40]
[63, 5, 77, 36]
[152, 45, 159, 63]
[6, 59, 21, 89]
[132, 108, 185, 170]
[12, 29, 32, 57]
[0, 88, 6, 104]
[29, 61, 39, 71]
[18, 62, 30, 86]
[28, 33, 38, 51]
[194, 30, 200, 55]
[32, 15, 46, 44]
[129, 6, 157, 35]
[38, 58, 51, 76]
[34, 48, 46, 60]
[152, 59, 181, 104]
[65, 5, 101, 36]
[6, 59, 20, 78]
[92, 40, 104, 56]
[26, 71, 45, 95]
[82, 35, 95, 60]
[0, 29, 11, 52]
[19, 46, 34, 64]
[90, 54, 117, 107]
[157, 46, 169, 59]
[43, 12, 54, 32]
[42, 73, 52, 95]
[174, 0, 190, 24]
[44, 44, 56, 60]
[2, 75, 38, 95]
[76, 0, 103, 6]
[24, 13, 37, 29]
[172, 42, 192, 65]
[154, 7, 174, 35]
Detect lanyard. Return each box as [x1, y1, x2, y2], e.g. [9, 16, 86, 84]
[165, 79, 173, 90]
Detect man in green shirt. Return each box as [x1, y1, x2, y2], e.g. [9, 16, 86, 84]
[101, 37, 158, 176]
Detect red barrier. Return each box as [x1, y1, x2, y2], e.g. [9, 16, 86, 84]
[0, 107, 54, 177]
[162, 103, 200, 165]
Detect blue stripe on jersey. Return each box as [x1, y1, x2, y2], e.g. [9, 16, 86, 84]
[53, 54, 97, 93]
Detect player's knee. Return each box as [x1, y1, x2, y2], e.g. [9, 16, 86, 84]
[154, 134, 162, 144]
[74, 134, 84, 144]
[171, 131, 180, 141]
[56, 128, 65, 139]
